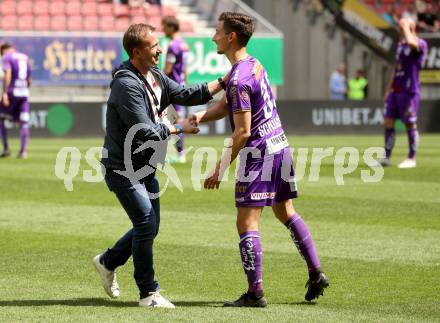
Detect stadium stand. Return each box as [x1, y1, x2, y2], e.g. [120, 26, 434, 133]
[0, 0, 189, 32]
[363, 0, 439, 32]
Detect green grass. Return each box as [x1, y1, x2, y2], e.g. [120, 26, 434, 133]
[0, 135, 439, 322]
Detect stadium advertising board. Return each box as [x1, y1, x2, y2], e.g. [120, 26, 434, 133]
[123, 36, 284, 85]
[421, 38, 440, 83]
[182, 36, 283, 85]
[6, 100, 439, 137]
[0, 35, 122, 85]
[276, 100, 440, 134]
[3, 102, 104, 137]
[0, 34, 282, 85]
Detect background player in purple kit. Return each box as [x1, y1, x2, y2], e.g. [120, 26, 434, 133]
[0, 43, 32, 159]
[189, 12, 329, 307]
[380, 18, 428, 169]
[162, 16, 189, 163]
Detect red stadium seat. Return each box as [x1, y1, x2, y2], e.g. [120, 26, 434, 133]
[98, 3, 113, 16]
[82, 2, 98, 16]
[34, 15, 50, 31]
[114, 4, 130, 17]
[115, 17, 130, 32]
[50, 1, 65, 15]
[17, 15, 33, 30]
[1, 15, 17, 30]
[65, 1, 81, 16]
[84, 16, 99, 31]
[145, 4, 161, 18]
[375, 4, 391, 14]
[162, 5, 176, 17]
[131, 15, 147, 25]
[395, 5, 408, 17]
[130, 6, 145, 17]
[67, 16, 83, 31]
[146, 16, 161, 30]
[99, 15, 115, 31]
[0, 1, 16, 15]
[33, 1, 49, 16]
[51, 15, 67, 31]
[17, 0, 32, 15]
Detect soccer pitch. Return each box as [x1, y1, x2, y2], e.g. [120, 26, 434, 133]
[0, 135, 439, 322]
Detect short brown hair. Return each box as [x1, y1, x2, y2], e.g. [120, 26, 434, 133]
[123, 23, 155, 58]
[162, 16, 179, 32]
[219, 12, 255, 47]
[0, 43, 13, 56]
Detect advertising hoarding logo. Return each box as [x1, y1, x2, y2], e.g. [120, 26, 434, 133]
[47, 104, 73, 136]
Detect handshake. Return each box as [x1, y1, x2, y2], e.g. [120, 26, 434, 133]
[174, 113, 200, 134]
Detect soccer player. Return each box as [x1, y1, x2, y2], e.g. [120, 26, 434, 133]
[162, 16, 189, 163]
[381, 18, 428, 168]
[0, 43, 32, 159]
[189, 12, 329, 307]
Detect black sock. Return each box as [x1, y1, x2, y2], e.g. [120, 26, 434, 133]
[309, 269, 322, 280]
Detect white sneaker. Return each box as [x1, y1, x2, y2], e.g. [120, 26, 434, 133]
[93, 254, 120, 298]
[139, 291, 175, 308]
[168, 154, 187, 164]
[398, 158, 416, 169]
[377, 158, 391, 167]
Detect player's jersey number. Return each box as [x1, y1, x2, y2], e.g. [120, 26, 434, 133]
[260, 73, 276, 120]
[18, 59, 28, 80]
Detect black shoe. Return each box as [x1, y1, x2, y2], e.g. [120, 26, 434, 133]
[224, 291, 267, 308]
[0, 150, 11, 158]
[305, 272, 329, 301]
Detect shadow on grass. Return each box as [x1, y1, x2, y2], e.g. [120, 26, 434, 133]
[174, 301, 316, 307]
[0, 298, 225, 308]
[173, 301, 224, 307]
[0, 298, 138, 307]
[283, 301, 317, 306]
[0, 298, 315, 308]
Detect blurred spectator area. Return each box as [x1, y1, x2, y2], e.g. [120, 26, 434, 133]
[0, 0, 197, 32]
[363, 0, 439, 32]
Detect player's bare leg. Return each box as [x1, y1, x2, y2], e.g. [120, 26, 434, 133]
[272, 199, 329, 301]
[224, 207, 267, 307]
[398, 122, 418, 168]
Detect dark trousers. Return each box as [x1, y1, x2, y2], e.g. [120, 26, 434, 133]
[102, 170, 161, 298]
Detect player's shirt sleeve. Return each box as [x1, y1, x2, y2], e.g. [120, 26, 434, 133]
[418, 39, 427, 52]
[229, 78, 252, 113]
[2, 55, 11, 71]
[418, 39, 428, 58]
[414, 39, 428, 68]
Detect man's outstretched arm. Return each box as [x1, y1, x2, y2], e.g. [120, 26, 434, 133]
[190, 95, 228, 124]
